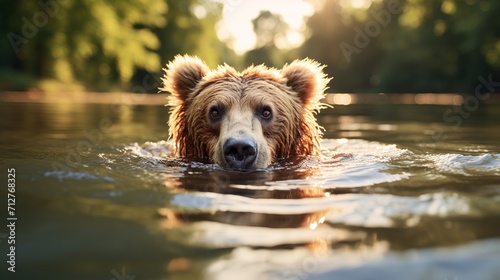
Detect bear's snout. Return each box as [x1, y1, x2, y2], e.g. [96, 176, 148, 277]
[223, 137, 257, 170]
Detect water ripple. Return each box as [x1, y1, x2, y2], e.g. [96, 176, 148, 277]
[426, 153, 500, 176]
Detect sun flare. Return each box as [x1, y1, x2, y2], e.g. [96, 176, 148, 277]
[217, 0, 316, 54]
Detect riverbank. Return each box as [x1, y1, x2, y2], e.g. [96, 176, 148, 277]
[2, 91, 500, 105]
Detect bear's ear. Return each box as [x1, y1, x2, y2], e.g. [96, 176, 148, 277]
[281, 59, 330, 107]
[161, 55, 210, 103]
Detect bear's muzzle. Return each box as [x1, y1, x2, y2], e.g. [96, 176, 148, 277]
[223, 137, 257, 170]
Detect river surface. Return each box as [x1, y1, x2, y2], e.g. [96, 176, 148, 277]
[1, 97, 499, 280]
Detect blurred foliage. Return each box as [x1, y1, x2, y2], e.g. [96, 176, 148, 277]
[153, 0, 238, 69]
[134, 0, 239, 92]
[2, 0, 167, 90]
[244, 11, 298, 67]
[245, 11, 285, 67]
[0, 0, 499, 93]
[299, 0, 500, 93]
[0, 0, 238, 92]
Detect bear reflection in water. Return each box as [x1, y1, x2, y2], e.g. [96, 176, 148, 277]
[159, 159, 349, 231]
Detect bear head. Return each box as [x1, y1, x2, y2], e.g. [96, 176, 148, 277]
[161, 55, 330, 170]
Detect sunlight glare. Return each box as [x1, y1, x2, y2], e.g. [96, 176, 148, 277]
[217, 0, 315, 54]
[341, 0, 372, 9]
[287, 31, 306, 48]
[309, 221, 318, 230]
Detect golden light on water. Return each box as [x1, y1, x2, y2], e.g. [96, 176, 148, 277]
[414, 93, 464, 105]
[309, 221, 318, 230]
[0, 92, 484, 107]
[324, 93, 466, 105]
[309, 216, 326, 230]
[326, 93, 354, 105]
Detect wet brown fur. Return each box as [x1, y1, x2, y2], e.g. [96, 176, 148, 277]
[160, 55, 330, 168]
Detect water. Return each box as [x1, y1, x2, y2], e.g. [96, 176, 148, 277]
[1, 98, 500, 280]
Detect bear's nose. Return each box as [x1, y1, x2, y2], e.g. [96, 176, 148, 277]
[223, 137, 257, 170]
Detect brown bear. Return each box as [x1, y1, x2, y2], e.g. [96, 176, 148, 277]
[161, 55, 330, 170]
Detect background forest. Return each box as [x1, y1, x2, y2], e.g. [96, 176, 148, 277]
[1, 0, 499, 94]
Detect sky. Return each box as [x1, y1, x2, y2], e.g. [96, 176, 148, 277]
[215, 0, 319, 54]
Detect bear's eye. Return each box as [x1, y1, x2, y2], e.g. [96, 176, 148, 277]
[209, 107, 222, 120]
[261, 108, 272, 120]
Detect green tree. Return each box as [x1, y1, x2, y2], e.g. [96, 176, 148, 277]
[1, 0, 239, 92]
[300, 0, 393, 92]
[2, 0, 166, 90]
[377, 0, 500, 93]
[300, 0, 500, 93]
[132, 0, 239, 92]
[244, 11, 290, 68]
